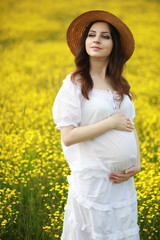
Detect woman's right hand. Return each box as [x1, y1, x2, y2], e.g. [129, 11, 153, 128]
[110, 112, 134, 132]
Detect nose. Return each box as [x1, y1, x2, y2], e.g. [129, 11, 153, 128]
[94, 35, 101, 43]
[94, 40, 100, 44]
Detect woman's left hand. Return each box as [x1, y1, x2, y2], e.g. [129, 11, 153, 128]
[109, 165, 141, 184]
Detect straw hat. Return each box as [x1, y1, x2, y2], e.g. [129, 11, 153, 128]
[66, 10, 135, 61]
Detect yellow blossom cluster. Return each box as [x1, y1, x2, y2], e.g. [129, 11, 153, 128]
[0, 0, 159, 239]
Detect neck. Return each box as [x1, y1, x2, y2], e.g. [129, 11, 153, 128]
[89, 57, 109, 80]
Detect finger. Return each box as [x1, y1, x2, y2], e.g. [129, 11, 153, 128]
[126, 126, 134, 132]
[110, 171, 133, 176]
[126, 119, 134, 125]
[127, 122, 134, 128]
[109, 176, 125, 182]
[113, 181, 122, 184]
[126, 128, 133, 132]
[109, 172, 123, 176]
[109, 176, 121, 181]
[128, 125, 135, 130]
[128, 124, 134, 129]
[109, 172, 125, 178]
[113, 178, 127, 183]
[110, 174, 131, 182]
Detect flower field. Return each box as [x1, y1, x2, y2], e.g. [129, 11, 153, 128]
[0, 0, 160, 239]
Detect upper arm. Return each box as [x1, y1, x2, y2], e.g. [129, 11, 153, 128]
[52, 74, 82, 131]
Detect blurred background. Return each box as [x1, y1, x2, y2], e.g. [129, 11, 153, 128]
[0, 0, 160, 239]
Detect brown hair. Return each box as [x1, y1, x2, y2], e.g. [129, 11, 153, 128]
[71, 21, 132, 101]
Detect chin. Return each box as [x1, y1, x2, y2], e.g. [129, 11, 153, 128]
[89, 54, 109, 59]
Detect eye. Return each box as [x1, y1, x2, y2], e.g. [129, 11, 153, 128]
[102, 35, 111, 39]
[88, 33, 95, 37]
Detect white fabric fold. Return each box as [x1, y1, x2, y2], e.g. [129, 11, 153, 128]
[67, 174, 138, 210]
[62, 187, 140, 240]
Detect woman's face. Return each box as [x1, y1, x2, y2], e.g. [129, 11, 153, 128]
[85, 22, 113, 60]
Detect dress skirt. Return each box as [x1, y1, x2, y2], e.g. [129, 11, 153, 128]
[61, 173, 140, 240]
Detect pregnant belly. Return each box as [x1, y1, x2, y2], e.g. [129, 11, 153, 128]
[93, 130, 137, 173]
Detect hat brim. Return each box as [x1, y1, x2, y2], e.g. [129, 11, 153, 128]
[66, 10, 135, 61]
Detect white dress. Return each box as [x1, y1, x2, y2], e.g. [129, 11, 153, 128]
[52, 73, 140, 240]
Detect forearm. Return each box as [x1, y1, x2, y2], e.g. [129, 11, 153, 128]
[133, 128, 141, 169]
[61, 117, 113, 146]
[61, 112, 134, 146]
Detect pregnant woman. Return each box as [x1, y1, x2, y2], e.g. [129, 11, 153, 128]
[52, 10, 141, 240]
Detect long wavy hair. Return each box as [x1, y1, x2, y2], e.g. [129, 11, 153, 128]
[71, 20, 132, 101]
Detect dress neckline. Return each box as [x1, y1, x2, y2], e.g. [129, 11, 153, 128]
[92, 88, 118, 95]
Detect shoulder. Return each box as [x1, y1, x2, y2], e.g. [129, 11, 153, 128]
[123, 92, 134, 102]
[63, 72, 82, 94]
[63, 72, 81, 84]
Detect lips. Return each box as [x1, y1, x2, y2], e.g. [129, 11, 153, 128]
[91, 46, 102, 50]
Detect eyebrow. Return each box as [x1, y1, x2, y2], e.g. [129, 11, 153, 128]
[89, 30, 111, 34]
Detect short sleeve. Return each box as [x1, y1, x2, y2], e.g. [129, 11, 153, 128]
[52, 74, 82, 130]
[130, 100, 136, 125]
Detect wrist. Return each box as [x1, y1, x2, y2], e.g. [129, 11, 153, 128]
[108, 115, 115, 129]
[135, 164, 141, 174]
